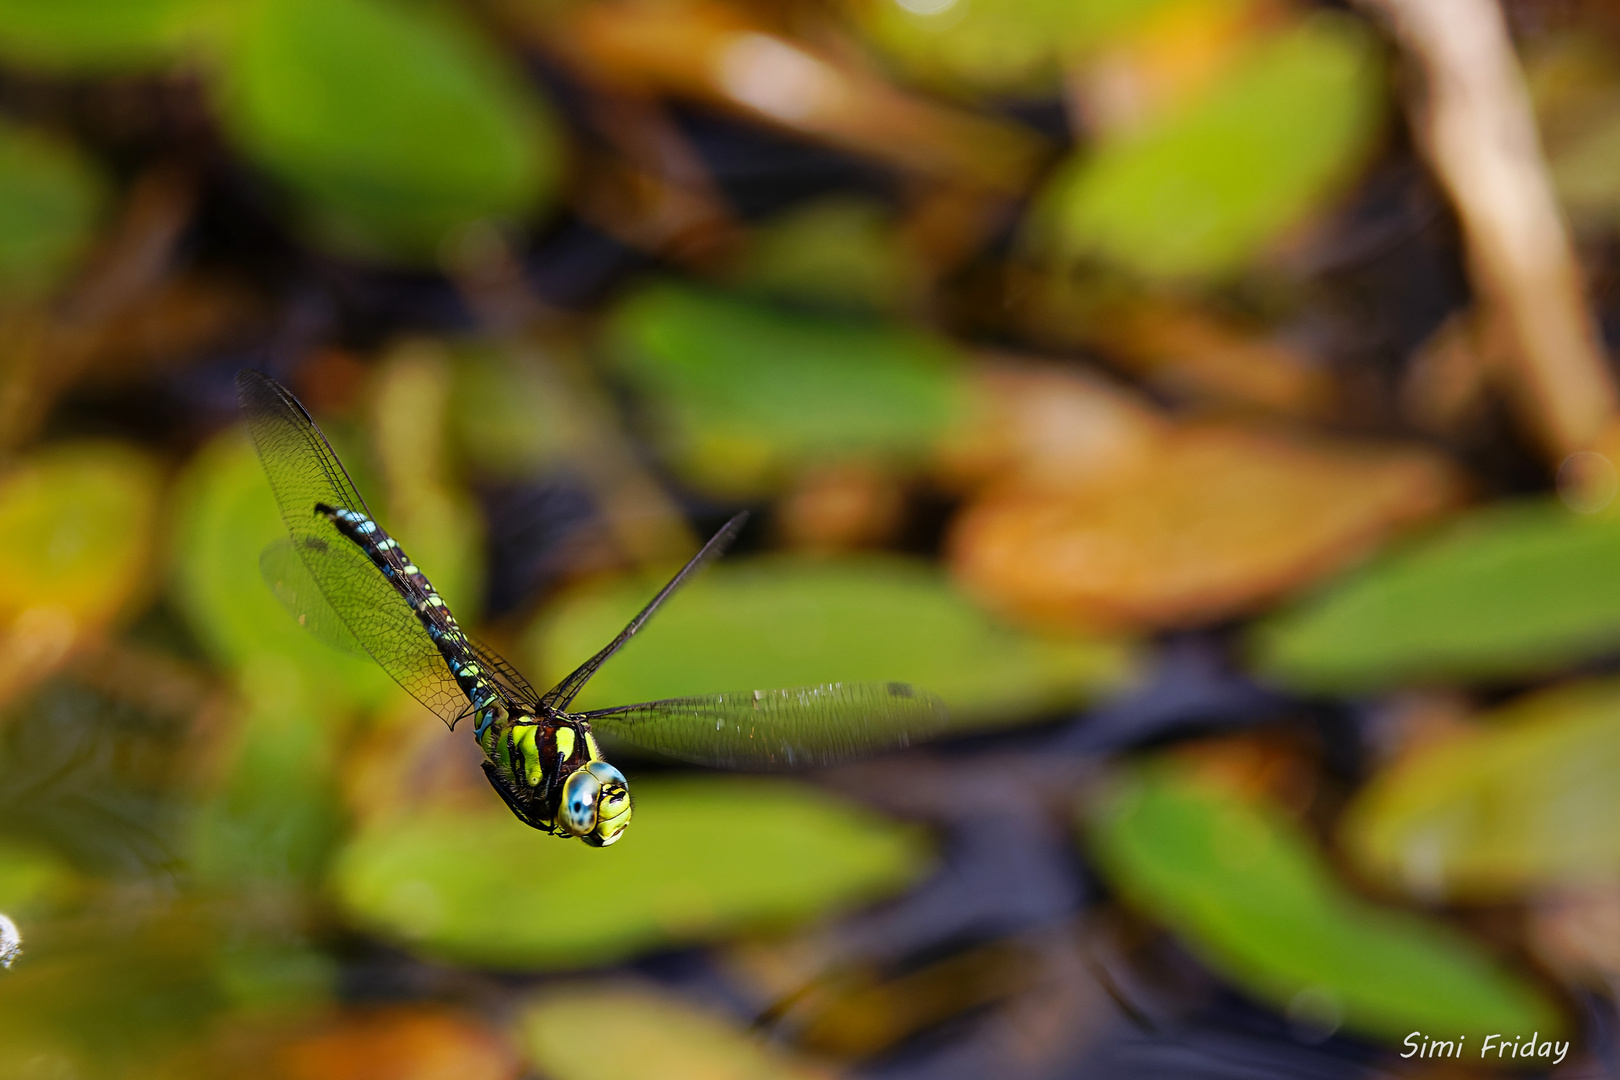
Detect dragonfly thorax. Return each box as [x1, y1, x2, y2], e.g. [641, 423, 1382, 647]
[479, 712, 632, 846]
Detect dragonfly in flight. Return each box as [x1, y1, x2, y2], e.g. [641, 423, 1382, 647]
[238, 370, 946, 846]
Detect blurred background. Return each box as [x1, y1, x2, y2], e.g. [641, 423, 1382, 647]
[5, 0, 1620, 1075]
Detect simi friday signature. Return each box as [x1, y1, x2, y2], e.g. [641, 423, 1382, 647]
[1402, 1031, 1569, 1064]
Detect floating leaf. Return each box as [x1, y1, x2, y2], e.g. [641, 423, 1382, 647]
[730, 196, 918, 314]
[1028, 14, 1382, 279]
[275, 1006, 519, 1080]
[0, 120, 103, 300]
[1084, 762, 1563, 1043]
[522, 985, 829, 1080]
[1253, 498, 1620, 692]
[332, 777, 929, 969]
[214, 0, 561, 260]
[0, 0, 212, 72]
[851, 0, 1184, 95]
[168, 429, 392, 704]
[1344, 679, 1620, 898]
[528, 556, 1132, 726]
[951, 426, 1459, 630]
[0, 442, 160, 630]
[0, 443, 161, 703]
[607, 283, 969, 494]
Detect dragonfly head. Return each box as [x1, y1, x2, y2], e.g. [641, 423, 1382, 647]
[559, 760, 632, 847]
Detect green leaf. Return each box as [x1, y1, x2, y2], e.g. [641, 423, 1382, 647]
[0, 121, 103, 300]
[0, 0, 214, 72]
[0, 441, 160, 628]
[1084, 762, 1563, 1043]
[214, 0, 561, 261]
[527, 556, 1133, 727]
[167, 428, 394, 707]
[1028, 14, 1382, 279]
[607, 283, 970, 494]
[1252, 498, 1620, 691]
[1344, 679, 1620, 897]
[522, 986, 827, 1080]
[0, 840, 80, 920]
[331, 776, 930, 969]
[187, 655, 347, 889]
[449, 345, 574, 477]
[730, 196, 919, 315]
[370, 347, 484, 619]
[853, 0, 1184, 95]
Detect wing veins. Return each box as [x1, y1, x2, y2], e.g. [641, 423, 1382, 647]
[582, 681, 948, 770]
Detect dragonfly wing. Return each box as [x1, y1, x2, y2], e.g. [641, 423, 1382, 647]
[583, 682, 948, 769]
[468, 633, 543, 711]
[238, 370, 470, 728]
[540, 512, 747, 711]
[259, 538, 366, 657]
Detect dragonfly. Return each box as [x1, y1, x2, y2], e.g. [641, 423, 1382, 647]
[238, 370, 947, 847]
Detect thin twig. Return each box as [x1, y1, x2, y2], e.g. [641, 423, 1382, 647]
[1357, 0, 1617, 461]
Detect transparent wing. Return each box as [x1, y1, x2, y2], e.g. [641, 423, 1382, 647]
[583, 681, 949, 769]
[259, 538, 366, 657]
[468, 634, 543, 711]
[541, 512, 748, 711]
[238, 369, 470, 728]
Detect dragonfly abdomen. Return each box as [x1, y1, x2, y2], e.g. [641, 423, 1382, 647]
[315, 502, 503, 733]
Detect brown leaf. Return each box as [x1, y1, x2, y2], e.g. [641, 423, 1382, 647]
[1530, 886, 1620, 984]
[274, 1007, 519, 1080]
[935, 360, 1167, 493]
[949, 425, 1463, 629]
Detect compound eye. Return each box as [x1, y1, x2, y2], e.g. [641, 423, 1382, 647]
[559, 768, 602, 836]
[585, 760, 627, 789]
[579, 760, 632, 847]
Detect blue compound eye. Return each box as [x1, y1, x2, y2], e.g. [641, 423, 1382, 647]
[559, 768, 602, 836]
[584, 760, 627, 789]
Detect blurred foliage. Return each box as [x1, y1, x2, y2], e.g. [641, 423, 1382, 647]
[0, 120, 103, 300]
[1029, 13, 1383, 279]
[1253, 499, 1620, 691]
[334, 777, 929, 968]
[214, 0, 561, 260]
[1526, 34, 1620, 230]
[0, 678, 187, 876]
[263, 1006, 522, 1080]
[0, 839, 78, 920]
[0, 443, 162, 704]
[170, 429, 393, 698]
[0, 442, 159, 634]
[851, 0, 1182, 94]
[0, 0, 212, 73]
[533, 555, 1131, 725]
[1345, 679, 1620, 898]
[1085, 761, 1563, 1042]
[729, 196, 921, 314]
[523, 985, 830, 1080]
[951, 425, 1459, 629]
[0, 908, 229, 1077]
[608, 283, 968, 494]
[2, 0, 1618, 1071]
